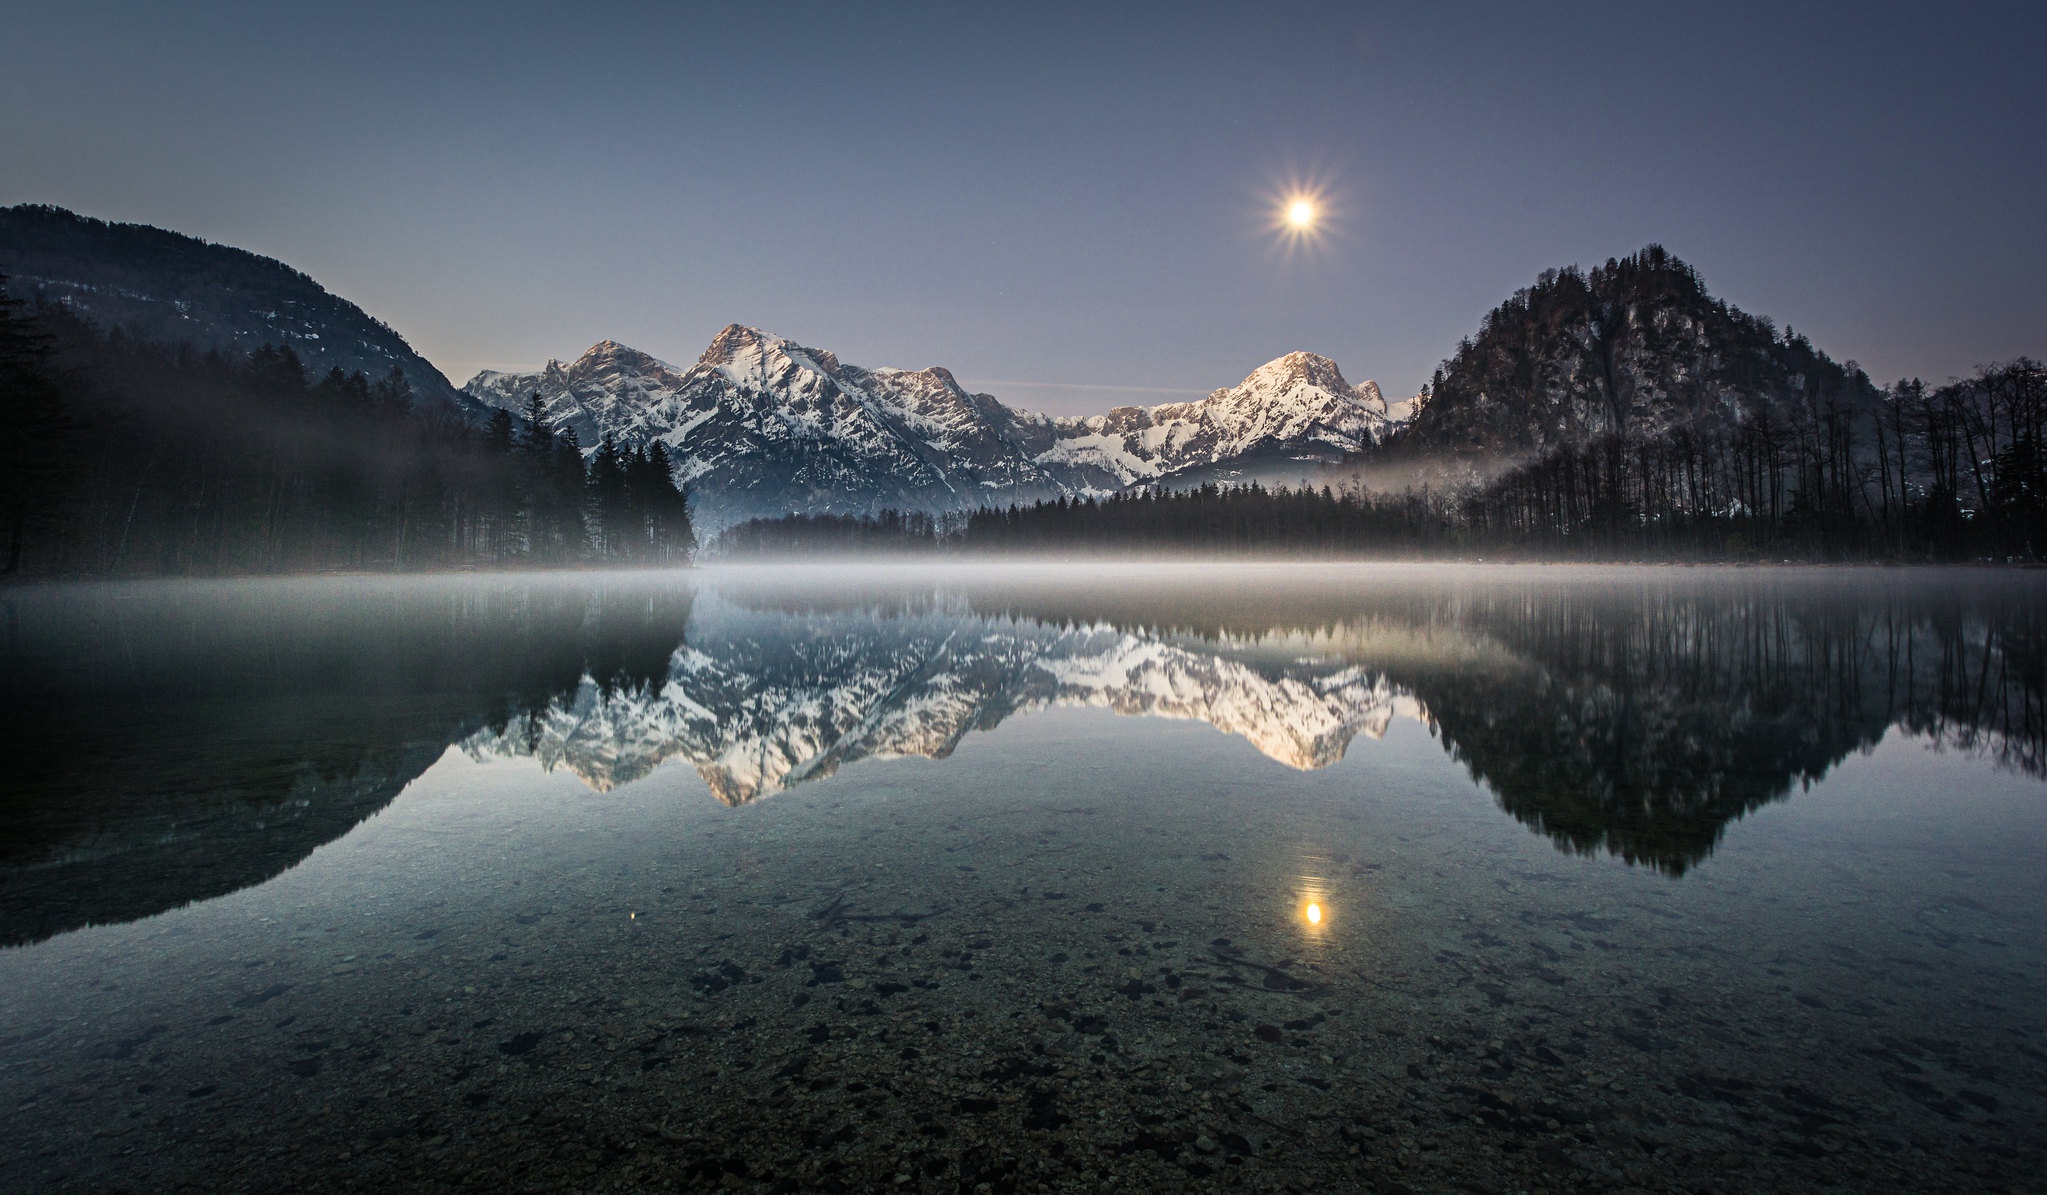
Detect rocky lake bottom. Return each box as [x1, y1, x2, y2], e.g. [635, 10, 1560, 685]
[2, 567, 2043, 1193]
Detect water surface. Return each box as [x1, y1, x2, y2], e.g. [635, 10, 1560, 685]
[2, 564, 2043, 1193]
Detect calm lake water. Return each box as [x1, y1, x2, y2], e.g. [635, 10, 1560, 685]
[2, 564, 2043, 1194]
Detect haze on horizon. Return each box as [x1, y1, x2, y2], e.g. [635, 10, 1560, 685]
[3, 0, 2042, 414]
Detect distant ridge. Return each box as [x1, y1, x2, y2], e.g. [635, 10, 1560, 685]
[0, 204, 472, 414]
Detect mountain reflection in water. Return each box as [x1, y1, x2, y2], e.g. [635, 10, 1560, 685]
[3, 565, 2041, 947]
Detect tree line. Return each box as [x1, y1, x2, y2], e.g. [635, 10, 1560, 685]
[0, 283, 694, 577]
[713, 485, 1446, 557]
[712, 509, 943, 557]
[714, 418, 2045, 565]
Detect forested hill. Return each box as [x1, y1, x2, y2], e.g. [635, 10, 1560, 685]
[1388, 246, 1876, 462]
[0, 204, 470, 414]
[1349, 246, 2047, 559]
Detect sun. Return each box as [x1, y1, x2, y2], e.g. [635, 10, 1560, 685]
[1266, 180, 1335, 249]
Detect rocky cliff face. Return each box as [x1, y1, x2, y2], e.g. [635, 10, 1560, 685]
[464, 328, 1404, 526]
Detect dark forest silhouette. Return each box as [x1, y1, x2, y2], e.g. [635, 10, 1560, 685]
[0, 284, 694, 577]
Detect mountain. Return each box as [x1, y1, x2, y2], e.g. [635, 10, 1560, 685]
[1382, 245, 1877, 465]
[464, 327, 1402, 525]
[1033, 351, 1405, 488]
[0, 204, 471, 414]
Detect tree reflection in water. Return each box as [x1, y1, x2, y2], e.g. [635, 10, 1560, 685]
[0, 576, 693, 946]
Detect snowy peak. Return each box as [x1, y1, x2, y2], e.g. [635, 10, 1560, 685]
[697, 322, 767, 366]
[1243, 350, 1358, 396]
[698, 323, 844, 386]
[580, 339, 672, 370]
[464, 328, 1075, 525]
[1216, 350, 1387, 421]
[697, 322, 791, 368]
[563, 340, 684, 386]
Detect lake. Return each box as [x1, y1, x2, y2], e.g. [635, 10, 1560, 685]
[2, 564, 2043, 1193]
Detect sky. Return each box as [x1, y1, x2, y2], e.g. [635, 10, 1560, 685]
[3, 1, 2043, 414]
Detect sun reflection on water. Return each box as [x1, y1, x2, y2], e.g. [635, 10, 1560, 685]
[1294, 850, 1337, 938]
[1296, 885, 1330, 936]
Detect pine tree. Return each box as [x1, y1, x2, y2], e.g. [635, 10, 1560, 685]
[521, 392, 552, 456]
[589, 434, 630, 559]
[369, 365, 413, 419]
[483, 409, 515, 454]
[643, 442, 695, 563]
[0, 278, 71, 574]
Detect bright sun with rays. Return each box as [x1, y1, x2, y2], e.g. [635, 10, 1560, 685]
[1269, 182, 1333, 247]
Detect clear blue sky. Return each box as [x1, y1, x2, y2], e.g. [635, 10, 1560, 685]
[4, 1, 2041, 412]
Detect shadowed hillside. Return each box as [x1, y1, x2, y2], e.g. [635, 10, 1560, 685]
[0, 205, 467, 412]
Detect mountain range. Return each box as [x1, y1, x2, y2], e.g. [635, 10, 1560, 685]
[463, 326, 1404, 526]
[4, 205, 1902, 536]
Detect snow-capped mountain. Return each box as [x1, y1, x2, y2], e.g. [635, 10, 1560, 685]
[463, 327, 1406, 526]
[460, 598, 1424, 803]
[1033, 351, 1402, 488]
